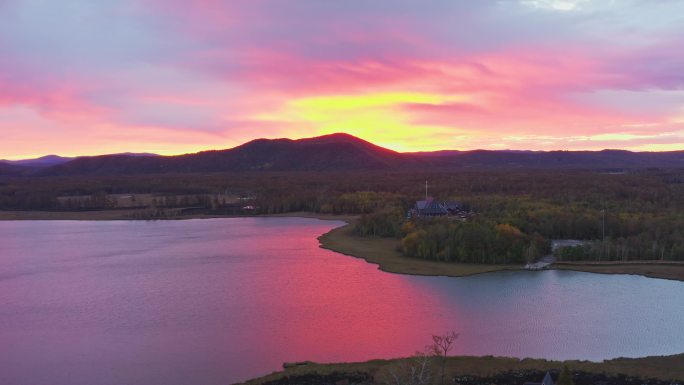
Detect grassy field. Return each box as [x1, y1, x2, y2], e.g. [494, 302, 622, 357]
[0, 209, 143, 220]
[318, 219, 520, 277]
[242, 354, 684, 384]
[553, 261, 684, 281]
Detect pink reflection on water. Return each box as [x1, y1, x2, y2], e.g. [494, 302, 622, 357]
[1, 218, 683, 385]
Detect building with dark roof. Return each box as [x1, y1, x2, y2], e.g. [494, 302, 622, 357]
[414, 198, 448, 216]
[443, 201, 462, 214]
[408, 198, 470, 219]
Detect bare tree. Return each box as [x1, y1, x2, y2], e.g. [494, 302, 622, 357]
[385, 349, 434, 385]
[430, 331, 459, 385]
[382, 331, 460, 385]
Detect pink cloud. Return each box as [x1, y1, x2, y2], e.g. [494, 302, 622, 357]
[2, 0, 684, 157]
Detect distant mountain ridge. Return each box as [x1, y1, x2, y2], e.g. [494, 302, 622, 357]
[0, 155, 74, 167]
[37, 134, 413, 176]
[0, 162, 24, 176]
[2, 133, 684, 176]
[0, 153, 158, 167]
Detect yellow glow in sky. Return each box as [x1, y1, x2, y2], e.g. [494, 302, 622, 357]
[257, 92, 469, 152]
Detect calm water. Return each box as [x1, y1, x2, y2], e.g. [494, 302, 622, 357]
[1, 218, 683, 384]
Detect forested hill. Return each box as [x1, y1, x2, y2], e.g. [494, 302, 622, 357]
[4, 133, 684, 176]
[420, 149, 684, 169]
[0, 163, 24, 176]
[34, 134, 414, 176]
[0, 155, 74, 168]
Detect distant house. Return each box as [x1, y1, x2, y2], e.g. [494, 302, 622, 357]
[414, 198, 448, 217]
[408, 181, 471, 219]
[408, 198, 470, 219]
[524, 372, 554, 385]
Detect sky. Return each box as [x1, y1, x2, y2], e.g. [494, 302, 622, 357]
[1, 0, 684, 159]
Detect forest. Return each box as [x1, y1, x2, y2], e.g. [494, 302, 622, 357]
[2, 168, 684, 262]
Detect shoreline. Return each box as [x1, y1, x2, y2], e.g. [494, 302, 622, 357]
[0, 209, 355, 222]
[240, 353, 684, 384]
[317, 220, 684, 281]
[2, 209, 684, 281]
[553, 261, 684, 281]
[317, 219, 520, 278]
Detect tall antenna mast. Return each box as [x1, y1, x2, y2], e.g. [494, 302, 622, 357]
[602, 207, 607, 244]
[425, 180, 428, 201]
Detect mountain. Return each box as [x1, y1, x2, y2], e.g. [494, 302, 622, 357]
[5, 133, 684, 177]
[0, 162, 24, 176]
[427, 149, 684, 168]
[113, 152, 160, 157]
[39, 133, 415, 176]
[0, 155, 74, 168]
[0, 153, 159, 169]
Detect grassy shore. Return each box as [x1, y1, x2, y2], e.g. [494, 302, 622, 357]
[318, 219, 684, 281]
[0, 209, 145, 220]
[242, 354, 684, 384]
[318, 219, 520, 277]
[0, 210, 355, 222]
[553, 261, 684, 281]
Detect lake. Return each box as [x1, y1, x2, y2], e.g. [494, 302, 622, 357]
[1, 217, 683, 384]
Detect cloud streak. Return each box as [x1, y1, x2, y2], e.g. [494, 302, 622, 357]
[1, 0, 684, 158]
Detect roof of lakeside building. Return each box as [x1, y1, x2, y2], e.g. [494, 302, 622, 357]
[416, 198, 448, 215]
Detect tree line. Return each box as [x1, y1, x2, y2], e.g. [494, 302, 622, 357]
[2, 168, 684, 261]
